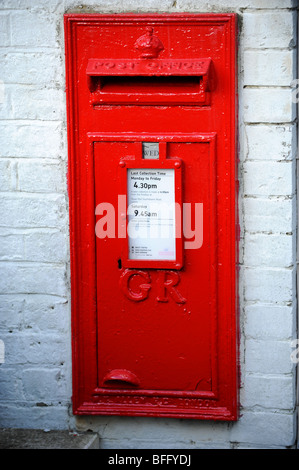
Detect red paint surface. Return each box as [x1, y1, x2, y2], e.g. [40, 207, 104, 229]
[64, 13, 239, 420]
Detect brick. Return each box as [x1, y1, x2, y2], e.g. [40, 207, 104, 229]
[0, 294, 69, 333]
[24, 231, 67, 263]
[92, 416, 229, 443]
[1, 0, 63, 12]
[244, 267, 295, 303]
[244, 50, 296, 87]
[245, 339, 295, 374]
[245, 124, 296, 161]
[243, 161, 294, 197]
[1, 332, 69, 365]
[0, 160, 12, 191]
[0, 368, 24, 402]
[21, 368, 69, 402]
[243, 11, 296, 49]
[0, 79, 4, 105]
[244, 88, 296, 124]
[245, 304, 295, 339]
[0, 403, 69, 430]
[11, 86, 65, 121]
[99, 438, 231, 449]
[64, 0, 174, 10]
[22, 295, 69, 333]
[175, 0, 298, 10]
[10, 11, 58, 48]
[10, 161, 18, 190]
[243, 233, 294, 268]
[241, 375, 295, 410]
[0, 263, 67, 296]
[0, 298, 24, 331]
[0, 122, 63, 158]
[0, 14, 10, 46]
[0, 194, 66, 228]
[17, 160, 65, 193]
[0, 234, 24, 261]
[245, 0, 298, 8]
[0, 52, 63, 86]
[230, 411, 296, 447]
[0, 84, 13, 120]
[243, 197, 295, 233]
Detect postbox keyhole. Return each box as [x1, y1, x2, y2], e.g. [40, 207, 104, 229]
[118, 258, 122, 269]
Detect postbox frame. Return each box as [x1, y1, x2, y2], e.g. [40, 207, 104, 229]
[64, 13, 239, 421]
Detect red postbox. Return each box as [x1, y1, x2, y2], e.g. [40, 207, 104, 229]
[64, 13, 239, 420]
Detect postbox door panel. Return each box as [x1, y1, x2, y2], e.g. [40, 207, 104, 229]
[65, 13, 238, 420]
[94, 138, 217, 393]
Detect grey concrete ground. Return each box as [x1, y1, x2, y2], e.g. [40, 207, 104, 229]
[0, 428, 99, 449]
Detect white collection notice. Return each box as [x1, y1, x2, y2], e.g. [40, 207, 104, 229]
[127, 168, 176, 261]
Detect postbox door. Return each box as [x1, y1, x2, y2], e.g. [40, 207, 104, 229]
[94, 138, 216, 393]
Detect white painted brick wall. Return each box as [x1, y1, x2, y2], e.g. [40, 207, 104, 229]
[244, 124, 296, 160]
[244, 50, 296, 87]
[244, 88, 296, 123]
[245, 304, 295, 339]
[243, 161, 295, 196]
[243, 197, 295, 233]
[0, 0, 297, 449]
[242, 11, 297, 49]
[244, 233, 294, 267]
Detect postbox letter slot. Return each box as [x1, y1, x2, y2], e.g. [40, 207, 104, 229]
[94, 76, 201, 94]
[86, 58, 212, 105]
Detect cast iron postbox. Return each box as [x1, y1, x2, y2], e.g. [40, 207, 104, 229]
[64, 13, 239, 420]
